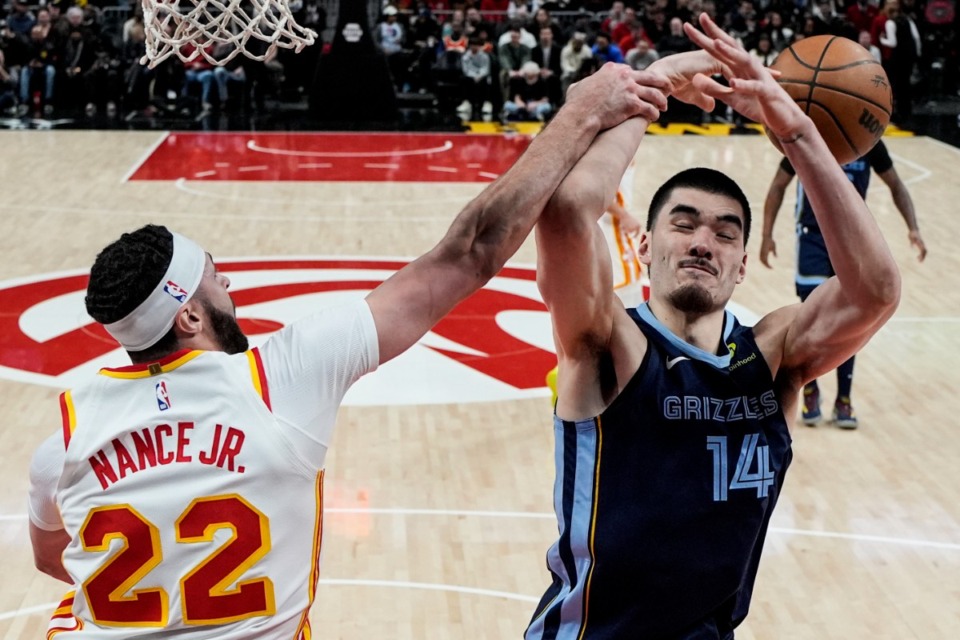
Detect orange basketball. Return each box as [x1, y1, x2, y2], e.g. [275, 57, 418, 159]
[768, 35, 893, 165]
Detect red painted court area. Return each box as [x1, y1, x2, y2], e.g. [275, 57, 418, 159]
[129, 132, 532, 182]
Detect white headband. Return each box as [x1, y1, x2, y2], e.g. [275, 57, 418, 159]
[103, 232, 206, 352]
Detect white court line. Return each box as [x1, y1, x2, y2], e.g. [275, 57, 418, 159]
[363, 163, 400, 169]
[0, 602, 59, 622]
[297, 163, 333, 169]
[119, 131, 169, 183]
[317, 579, 539, 603]
[428, 166, 458, 173]
[247, 139, 454, 158]
[237, 165, 268, 172]
[171, 178, 474, 209]
[1, 201, 453, 224]
[467, 163, 483, 168]
[3, 506, 957, 549]
[478, 172, 499, 180]
[214, 162, 231, 168]
[889, 153, 932, 185]
[193, 170, 216, 178]
[922, 136, 960, 158]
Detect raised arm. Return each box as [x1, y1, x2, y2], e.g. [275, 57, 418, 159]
[538, 50, 727, 418]
[687, 14, 901, 388]
[760, 164, 794, 268]
[366, 64, 670, 364]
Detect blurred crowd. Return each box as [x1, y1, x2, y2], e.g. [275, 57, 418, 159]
[0, 0, 325, 119]
[0, 0, 956, 123]
[373, 0, 959, 123]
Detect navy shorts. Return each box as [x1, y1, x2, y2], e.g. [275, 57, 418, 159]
[796, 226, 833, 300]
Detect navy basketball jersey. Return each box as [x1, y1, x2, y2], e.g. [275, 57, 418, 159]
[526, 304, 792, 640]
[784, 139, 893, 230]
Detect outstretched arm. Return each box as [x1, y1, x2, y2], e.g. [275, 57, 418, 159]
[876, 166, 927, 261]
[760, 165, 794, 268]
[366, 64, 670, 364]
[687, 14, 901, 387]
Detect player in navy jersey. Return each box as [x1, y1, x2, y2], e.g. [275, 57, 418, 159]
[760, 139, 926, 428]
[526, 14, 901, 639]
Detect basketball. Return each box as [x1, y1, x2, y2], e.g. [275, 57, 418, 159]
[768, 35, 893, 165]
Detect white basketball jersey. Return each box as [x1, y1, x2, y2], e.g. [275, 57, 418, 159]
[50, 349, 323, 639]
[599, 161, 648, 307]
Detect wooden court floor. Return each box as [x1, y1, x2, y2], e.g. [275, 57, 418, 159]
[0, 131, 957, 639]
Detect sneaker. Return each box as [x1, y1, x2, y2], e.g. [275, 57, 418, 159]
[801, 386, 822, 426]
[833, 397, 859, 430]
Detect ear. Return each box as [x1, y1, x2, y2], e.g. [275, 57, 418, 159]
[637, 230, 652, 267]
[172, 300, 204, 340]
[736, 251, 747, 284]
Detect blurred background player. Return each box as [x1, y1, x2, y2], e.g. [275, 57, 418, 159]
[760, 138, 926, 428]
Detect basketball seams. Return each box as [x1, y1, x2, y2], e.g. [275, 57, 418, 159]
[804, 36, 838, 115]
[805, 102, 861, 158]
[772, 81, 892, 117]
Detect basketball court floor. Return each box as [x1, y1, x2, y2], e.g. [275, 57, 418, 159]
[0, 129, 958, 639]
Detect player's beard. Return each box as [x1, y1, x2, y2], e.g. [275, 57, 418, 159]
[201, 298, 249, 355]
[668, 283, 715, 314]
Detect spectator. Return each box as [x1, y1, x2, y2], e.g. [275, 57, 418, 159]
[503, 60, 552, 121]
[0, 49, 16, 114]
[858, 29, 881, 61]
[601, 1, 626, 35]
[619, 22, 653, 56]
[7, 0, 36, 37]
[762, 11, 794, 52]
[749, 32, 777, 66]
[461, 36, 493, 120]
[626, 37, 660, 70]
[847, 0, 879, 34]
[658, 17, 695, 56]
[497, 19, 536, 48]
[560, 31, 593, 96]
[531, 25, 562, 103]
[180, 43, 217, 113]
[592, 32, 624, 63]
[611, 7, 641, 45]
[498, 26, 530, 100]
[19, 24, 56, 116]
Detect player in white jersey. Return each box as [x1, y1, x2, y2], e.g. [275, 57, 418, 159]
[26, 61, 701, 638]
[597, 160, 648, 308]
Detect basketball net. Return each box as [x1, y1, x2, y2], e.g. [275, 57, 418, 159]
[141, 0, 317, 67]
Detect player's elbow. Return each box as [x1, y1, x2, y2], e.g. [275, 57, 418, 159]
[864, 266, 901, 314]
[34, 553, 69, 583]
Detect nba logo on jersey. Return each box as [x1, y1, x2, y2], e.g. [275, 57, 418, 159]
[163, 280, 188, 302]
[156, 380, 171, 411]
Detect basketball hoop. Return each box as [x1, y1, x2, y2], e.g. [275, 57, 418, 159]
[141, 0, 317, 68]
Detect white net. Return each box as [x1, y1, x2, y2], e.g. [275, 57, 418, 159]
[141, 0, 317, 68]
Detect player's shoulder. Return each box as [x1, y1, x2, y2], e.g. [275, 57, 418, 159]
[750, 303, 801, 381]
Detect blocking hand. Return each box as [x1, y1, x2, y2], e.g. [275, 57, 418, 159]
[566, 62, 670, 130]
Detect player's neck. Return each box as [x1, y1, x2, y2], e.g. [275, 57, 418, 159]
[647, 297, 727, 354]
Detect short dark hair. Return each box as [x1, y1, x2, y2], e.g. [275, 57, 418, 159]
[85, 224, 180, 361]
[646, 168, 752, 244]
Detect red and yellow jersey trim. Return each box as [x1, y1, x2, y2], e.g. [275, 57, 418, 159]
[59, 391, 76, 449]
[47, 591, 84, 639]
[99, 350, 203, 379]
[246, 348, 271, 411]
[294, 470, 324, 640]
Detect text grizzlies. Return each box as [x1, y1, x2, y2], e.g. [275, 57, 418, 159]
[664, 390, 779, 422]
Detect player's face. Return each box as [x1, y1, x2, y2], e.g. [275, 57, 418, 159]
[639, 187, 747, 314]
[196, 255, 248, 354]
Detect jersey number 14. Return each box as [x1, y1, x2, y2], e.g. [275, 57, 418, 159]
[705, 434, 776, 502]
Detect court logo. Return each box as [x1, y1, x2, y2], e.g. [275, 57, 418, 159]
[0, 258, 558, 406]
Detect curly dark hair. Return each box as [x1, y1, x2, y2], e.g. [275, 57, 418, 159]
[85, 224, 179, 360]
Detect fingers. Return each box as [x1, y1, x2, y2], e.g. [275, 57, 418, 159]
[697, 12, 741, 50]
[632, 68, 671, 92]
[634, 83, 669, 112]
